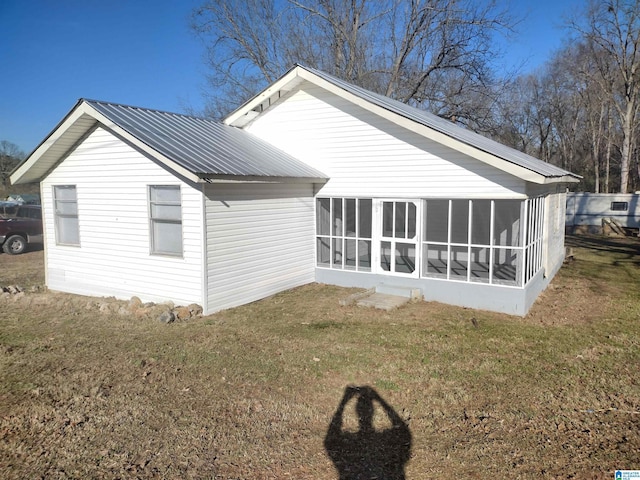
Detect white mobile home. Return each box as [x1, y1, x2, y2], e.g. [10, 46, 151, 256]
[566, 193, 640, 233]
[11, 65, 580, 315]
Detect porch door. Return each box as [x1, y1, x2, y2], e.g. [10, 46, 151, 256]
[376, 200, 420, 277]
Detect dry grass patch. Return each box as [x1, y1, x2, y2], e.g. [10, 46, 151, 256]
[1, 235, 639, 479]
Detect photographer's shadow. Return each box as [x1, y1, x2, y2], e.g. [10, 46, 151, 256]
[324, 385, 412, 480]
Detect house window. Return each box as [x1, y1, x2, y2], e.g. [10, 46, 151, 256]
[149, 185, 183, 256]
[421, 199, 535, 286]
[317, 197, 372, 271]
[53, 185, 79, 245]
[611, 201, 628, 211]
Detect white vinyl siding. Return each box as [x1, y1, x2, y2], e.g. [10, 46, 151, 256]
[205, 183, 315, 313]
[246, 83, 526, 199]
[41, 127, 204, 307]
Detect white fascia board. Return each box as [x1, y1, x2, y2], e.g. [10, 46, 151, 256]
[10, 104, 91, 185]
[202, 175, 328, 184]
[82, 103, 201, 184]
[11, 101, 202, 185]
[223, 67, 303, 126]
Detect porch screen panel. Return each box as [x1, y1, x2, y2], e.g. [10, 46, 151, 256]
[332, 199, 343, 236]
[316, 197, 372, 272]
[493, 200, 523, 286]
[316, 199, 331, 267]
[425, 200, 448, 242]
[523, 197, 544, 284]
[345, 239, 357, 269]
[494, 200, 521, 246]
[358, 200, 372, 270]
[407, 203, 416, 238]
[396, 243, 416, 274]
[470, 200, 491, 281]
[450, 200, 469, 244]
[395, 202, 406, 238]
[450, 245, 468, 279]
[421, 198, 528, 287]
[383, 202, 394, 237]
[423, 200, 449, 278]
[381, 241, 392, 271]
[345, 199, 357, 237]
[493, 248, 520, 283]
[450, 200, 470, 280]
[344, 199, 357, 268]
[332, 238, 343, 268]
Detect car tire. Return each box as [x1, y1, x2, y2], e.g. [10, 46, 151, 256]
[2, 235, 27, 255]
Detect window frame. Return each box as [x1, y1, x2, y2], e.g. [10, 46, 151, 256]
[316, 197, 372, 272]
[149, 185, 183, 257]
[53, 185, 80, 246]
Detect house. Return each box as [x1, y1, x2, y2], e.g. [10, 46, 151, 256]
[566, 192, 640, 234]
[11, 65, 580, 316]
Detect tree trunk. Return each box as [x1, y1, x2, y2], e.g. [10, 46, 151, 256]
[605, 113, 612, 193]
[620, 101, 635, 193]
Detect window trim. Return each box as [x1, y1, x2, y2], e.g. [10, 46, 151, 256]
[53, 185, 80, 246]
[149, 185, 183, 257]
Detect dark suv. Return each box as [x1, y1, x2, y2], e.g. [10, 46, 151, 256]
[0, 205, 43, 254]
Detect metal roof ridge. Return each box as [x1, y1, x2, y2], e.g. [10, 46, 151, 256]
[82, 98, 213, 123]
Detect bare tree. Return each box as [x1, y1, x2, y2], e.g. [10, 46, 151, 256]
[0, 141, 24, 188]
[571, 0, 640, 193]
[191, 0, 515, 127]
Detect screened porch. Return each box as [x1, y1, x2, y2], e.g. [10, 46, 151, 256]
[316, 196, 545, 288]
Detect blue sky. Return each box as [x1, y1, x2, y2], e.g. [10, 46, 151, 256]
[1, 0, 581, 155]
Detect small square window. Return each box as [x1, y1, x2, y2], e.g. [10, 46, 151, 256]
[611, 202, 628, 211]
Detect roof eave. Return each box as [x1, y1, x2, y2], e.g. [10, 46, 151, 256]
[224, 64, 304, 126]
[226, 65, 579, 185]
[10, 100, 92, 185]
[11, 100, 202, 185]
[543, 174, 582, 184]
[198, 173, 328, 184]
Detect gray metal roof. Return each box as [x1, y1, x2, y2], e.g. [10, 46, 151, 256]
[298, 65, 579, 180]
[85, 99, 327, 180]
